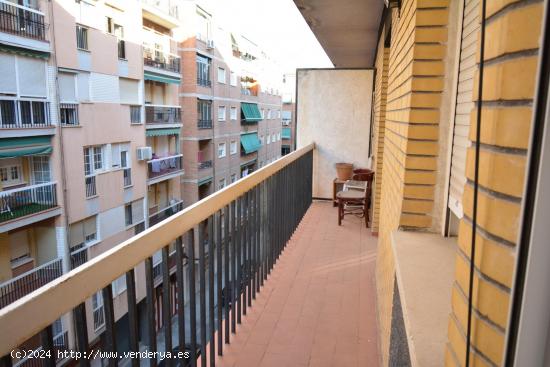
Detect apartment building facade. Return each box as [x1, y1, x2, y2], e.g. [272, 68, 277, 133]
[281, 73, 296, 156]
[178, 1, 283, 204]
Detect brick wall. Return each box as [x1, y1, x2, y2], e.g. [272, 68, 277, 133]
[371, 37, 389, 233]
[446, 1, 544, 365]
[376, 0, 450, 364]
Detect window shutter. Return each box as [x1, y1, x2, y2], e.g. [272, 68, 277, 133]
[59, 72, 77, 102]
[448, 0, 480, 218]
[18, 57, 47, 97]
[111, 144, 121, 168]
[131, 199, 144, 224]
[0, 53, 16, 94]
[119, 78, 139, 104]
[69, 222, 85, 248]
[77, 72, 90, 101]
[84, 216, 97, 238]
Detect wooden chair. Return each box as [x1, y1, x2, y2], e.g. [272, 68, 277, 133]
[336, 169, 374, 227]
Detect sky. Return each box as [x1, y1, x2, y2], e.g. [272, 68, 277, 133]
[211, 0, 333, 73]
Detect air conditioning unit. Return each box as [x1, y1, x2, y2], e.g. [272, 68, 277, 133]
[206, 39, 215, 49]
[137, 147, 153, 161]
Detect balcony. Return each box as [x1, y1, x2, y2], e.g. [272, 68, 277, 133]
[197, 119, 212, 129]
[141, 0, 179, 28]
[198, 160, 212, 170]
[0, 258, 62, 308]
[0, 99, 52, 136]
[147, 154, 184, 184]
[0, 182, 59, 228]
[149, 199, 183, 227]
[143, 47, 181, 74]
[145, 105, 181, 126]
[0, 0, 47, 41]
[0, 145, 317, 367]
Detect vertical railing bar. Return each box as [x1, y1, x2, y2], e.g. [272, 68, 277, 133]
[125, 269, 139, 367]
[198, 223, 207, 367]
[161, 246, 172, 366]
[256, 185, 261, 293]
[40, 325, 55, 367]
[216, 210, 223, 355]
[235, 197, 242, 324]
[188, 229, 197, 367]
[144, 257, 157, 367]
[230, 200, 236, 333]
[244, 191, 250, 312]
[175, 237, 186, 356]
[252, 186, 257, 299]
[73, 303, 90, 367]
[101, 284, 117, 367]
[223, 204, 230, 343]
[0, 355, 12, 367]
[207, 216, 215, 367]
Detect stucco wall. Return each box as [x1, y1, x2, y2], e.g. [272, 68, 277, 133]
[296, 69, 373, 199]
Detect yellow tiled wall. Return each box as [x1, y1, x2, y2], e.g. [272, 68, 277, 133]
[376, 0, 451, 364]
[446, 0, 544, 365]
[371, 38, 389, 233]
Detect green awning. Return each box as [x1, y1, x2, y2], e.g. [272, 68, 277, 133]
[0, 43, 49, 59]
[198, 176, 213, 186]
[144, 71, 181, 85]
[146, 128, 180, 137]
[241, 103, 262, 122]
[240, 133, 261, 154]
[282, 128, 291, 139]
[0, 136, 52, 158]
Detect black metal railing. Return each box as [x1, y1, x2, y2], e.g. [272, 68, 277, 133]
[149, 200, 183, 227]
[0, 258, 62, 309]
[70, 246, 88, 270]
[145, 105, 181, 124]
[85, 175, 96, 198]
[198, 160, 212, 170]
[0, 146, 314, 367]
[197, 78, 211, 87]
[0, 1, 47, 40]
[0, 182, 57, 223]
[143, 48, 180, 73]
[148, 154, 183, 179]
[197, 119, 212, 129]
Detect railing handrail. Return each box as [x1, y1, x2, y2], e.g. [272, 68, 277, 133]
[0, 0, 44, 16]
[147, 153, 183, 164]
[148, 199, 183, 219]
[145, 104, 181, 109]
[0, 258, 62, 289]
[142, 46, 180, 60]
[0, 181, 56, 197]
[0, 143, 315, 354]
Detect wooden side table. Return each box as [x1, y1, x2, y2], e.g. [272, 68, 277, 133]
[333, 178, 346, 206]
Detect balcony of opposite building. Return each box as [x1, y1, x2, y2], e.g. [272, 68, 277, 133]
[145, 105, 182, 128]
[0, 0, 50, 55]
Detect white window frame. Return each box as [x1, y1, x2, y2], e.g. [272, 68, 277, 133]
[230, 106, 237, 120]
[230, 71, 237, 86]
[230, 174, 236, 183]
[84, 145, 105, 176]
[218, 142, 226, 158]
[0, 162, 23, 187]
[267, 135, 271, 144]
[217, 67, 226, 84]
[278, 132, 281, 141]
[218, 105, 226, 121]
[230, 140, 237, 155]
[218, 178, 226, 190]
[267, 109, 271, 119]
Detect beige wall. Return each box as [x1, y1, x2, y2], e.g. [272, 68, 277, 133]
[296, 69, 374, 199]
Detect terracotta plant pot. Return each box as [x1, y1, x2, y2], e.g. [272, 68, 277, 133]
[335, 163, 354, 181]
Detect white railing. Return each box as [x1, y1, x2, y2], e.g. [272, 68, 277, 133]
[0, 99, 51, 128]
[0, 182, 57, 223]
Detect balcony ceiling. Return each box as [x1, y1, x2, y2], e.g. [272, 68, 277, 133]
[294, 0, 384, 68]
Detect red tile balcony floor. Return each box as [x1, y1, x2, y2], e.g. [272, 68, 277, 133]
[202, 201, 380, 367]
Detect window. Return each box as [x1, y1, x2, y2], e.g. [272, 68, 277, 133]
[260, 135, 264, 144]
[125, 204, 132, 226]
[218, 178, 226, 190]
[267, 135, 271, 144]
[124, 199, 144, 227]
[261, 109, 265, 119]
[230, 140, 237, 155]
[218, 142, 226, 158]
[197, 100, 212, 128]
[84, 146, 104, 175]
[92, 292, 105, 331]
[112, 275, 127, 295]
[230, 106, 237, 120]
[230, 71, 237, 86]
[218, 106, 226, 121]
[217, 67, 226, 83]
[60, 103, 79, 125]
[197, 55, 211, 86]
[130, 106, 141, 124]
[196, 8, 211, 42]
[267, 109, 271, 119]
[69, 216, 98, 251]
[272, 133, 276, 142]
[277, 110, 281, 119]
[0, 162, 22, 187]
[114, 24, 125, 59]
[277, 132, 281, 141]
[230, 174, 236, 183]
[105, 17, 113, 34]
[76, 25, 88, 50]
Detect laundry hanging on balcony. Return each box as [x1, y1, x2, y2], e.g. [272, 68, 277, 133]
[240, 103, 262, 122]
[240, 132, 261, 154]
[0, 136, 52, 158]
